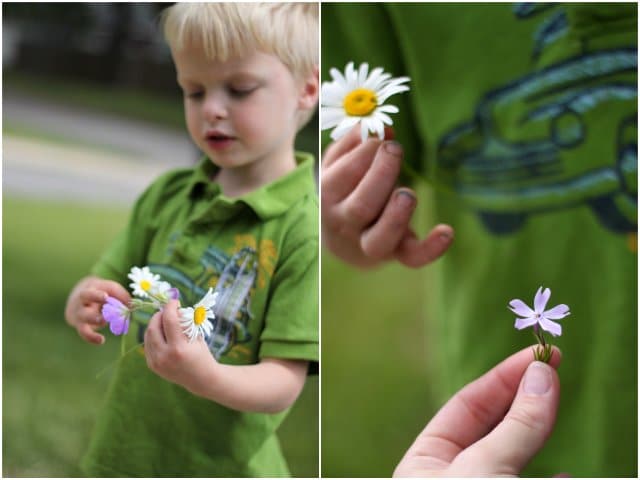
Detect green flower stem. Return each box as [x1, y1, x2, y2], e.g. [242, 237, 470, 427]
[532, 325, 552, 363]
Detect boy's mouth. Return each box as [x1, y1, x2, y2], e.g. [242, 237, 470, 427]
[205, 131, 235, 150]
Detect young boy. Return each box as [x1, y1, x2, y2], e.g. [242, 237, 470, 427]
[64, 3, 319, 477]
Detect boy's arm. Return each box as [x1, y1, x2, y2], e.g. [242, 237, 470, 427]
[144, 300, 308, 413]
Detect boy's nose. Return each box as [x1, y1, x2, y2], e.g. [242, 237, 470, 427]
[203, 94, 228, 121]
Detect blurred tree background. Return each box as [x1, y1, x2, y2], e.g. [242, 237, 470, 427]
[3, 3, 318, 477]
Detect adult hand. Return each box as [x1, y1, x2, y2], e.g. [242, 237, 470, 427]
[394, 347, 561, 477]
[321, 125, 454, 269]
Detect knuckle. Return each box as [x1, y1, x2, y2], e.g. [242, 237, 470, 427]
[343, 199, 376, 224]
[505, 403, 547, 434]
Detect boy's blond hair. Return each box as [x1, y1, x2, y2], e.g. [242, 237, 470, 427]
[161, 3, 318, 80]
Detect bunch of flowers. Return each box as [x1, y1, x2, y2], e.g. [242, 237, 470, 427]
[509, 286, 570, 363]
[101, 266, 219, 343]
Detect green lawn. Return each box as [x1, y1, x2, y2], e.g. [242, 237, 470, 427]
[321, 256, 438, 477]
[2, 196, 318, 477]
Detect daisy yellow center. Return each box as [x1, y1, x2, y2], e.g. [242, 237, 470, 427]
[194, 306, 207, 326]
[140, 280, 151, 292]
[343, 88, 377, 116]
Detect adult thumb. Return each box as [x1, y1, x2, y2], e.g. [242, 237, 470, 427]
[464, 361, 560, 475]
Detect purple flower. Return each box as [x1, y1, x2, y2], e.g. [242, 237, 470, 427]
[102, 296, 131, 336]
[509, 286, 570, 337]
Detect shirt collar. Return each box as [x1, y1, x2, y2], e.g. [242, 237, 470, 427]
[188, 152, 316, 221]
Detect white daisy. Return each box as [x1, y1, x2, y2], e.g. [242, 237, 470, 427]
[321, 62, 410, 143]
[179, 288, 219, 343]
[128, 266, 162, 298]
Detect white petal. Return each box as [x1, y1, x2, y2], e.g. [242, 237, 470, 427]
[320, 82, 346, 107]
[375, 111, 394, 125]
[321, 107, 347, 129]
[357, 62, 370, 86]
[377, 104, 399, 114]
[378, 84, 410, 104]
[359, 121, 369, 143]
[330, 116, 360, 140]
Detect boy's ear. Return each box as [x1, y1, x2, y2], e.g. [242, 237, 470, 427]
[298, 65, 319, 110]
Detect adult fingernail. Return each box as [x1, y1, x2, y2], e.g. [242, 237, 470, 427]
[395, 190, 415, 209]
[384, 141, 403, 156]
[523, 362, 552, 395]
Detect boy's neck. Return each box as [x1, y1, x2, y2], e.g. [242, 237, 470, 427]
[213, 149, 298, 198]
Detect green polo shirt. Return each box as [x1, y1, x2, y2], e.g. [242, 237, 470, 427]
[81, 153, 318, 477]
[323, 3, 636, 478]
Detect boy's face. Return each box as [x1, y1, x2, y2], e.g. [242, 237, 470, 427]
[174, 46, 307, 178]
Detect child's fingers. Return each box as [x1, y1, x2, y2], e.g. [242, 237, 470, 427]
[360, 189, 417, 260]
[145, 311, 166, 348]
[322, 124, 365, 168]
[79, 287, 108, 306]
[395, 224, 455, 268]
[321, 139, 382, 205]
[77, 323, 105, 345]
[100, 281, 132, 304]
[160, 300, 184, 344]
[342, 141, 404, 229]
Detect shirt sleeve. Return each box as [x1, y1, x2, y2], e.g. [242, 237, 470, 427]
[258, 234, 319, 372]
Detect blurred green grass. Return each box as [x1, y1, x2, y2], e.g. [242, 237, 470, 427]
[321, 256, 438, 477]
[3, 195, 318, 477]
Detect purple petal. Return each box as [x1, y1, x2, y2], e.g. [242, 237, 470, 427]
[508, 299, 535, 317]
[101, 296, 130, 336]
[539, 317, 562, 337]
[534, 287, 551, 313]
[544, 303, 571, 320]
[109, 316, 130, 336]
[105, 296, 125, 308]
[514, 316, 537, 330]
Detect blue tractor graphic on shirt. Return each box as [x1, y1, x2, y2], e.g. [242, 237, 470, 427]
[145, 246, 258, 359]
[436, 4, 637, 235]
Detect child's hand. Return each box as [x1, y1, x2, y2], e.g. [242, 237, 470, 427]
[394, 347, 562, 477]
[144, 300, 215, 392]
[322, 125, 454, 269]
[65, 276, 131, 345]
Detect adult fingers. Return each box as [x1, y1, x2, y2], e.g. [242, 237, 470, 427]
[401, 347, 561, 468]
[341, 141, 405, 230]
[360, 188, 417, 260]
[395, 224, 455, 268]
[458, 360, 561, 475]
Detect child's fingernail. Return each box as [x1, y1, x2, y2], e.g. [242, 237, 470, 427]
[384, 141, 403, 156]
[523, 362, 552, 395]
[439, 231, 453, 242]
[395, 190, 415, 209]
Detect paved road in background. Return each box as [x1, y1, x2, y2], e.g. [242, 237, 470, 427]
[3, 91, 196, 205]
